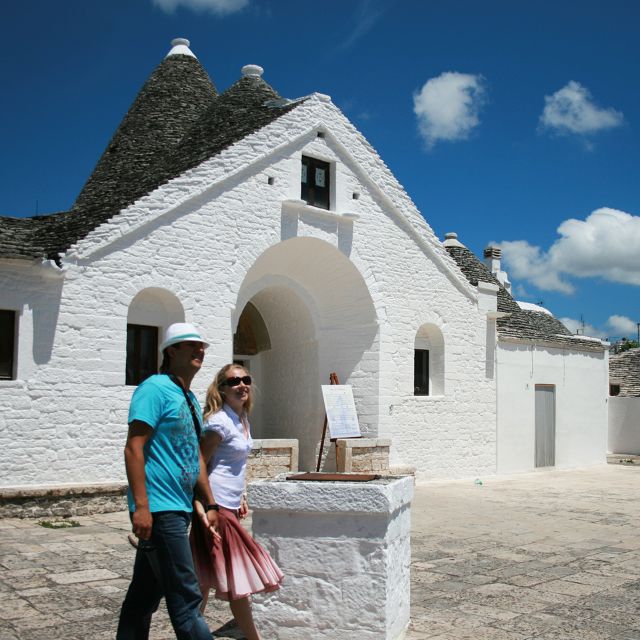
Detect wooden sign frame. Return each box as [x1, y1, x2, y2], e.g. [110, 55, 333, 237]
[316, 372, 362, 472]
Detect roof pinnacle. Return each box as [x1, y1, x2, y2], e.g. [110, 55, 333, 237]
[241, 64, 264, 78]
[167, 38, 196, 59]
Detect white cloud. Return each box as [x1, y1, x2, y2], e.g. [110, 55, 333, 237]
[559, 314, 637, 341]
[559, 316, 602, 338]
[540, 81, 623, 136]
[550, 208, 640, 285]
[496, 207, 640, 292]
[152, 0, 248, 15]
[606, 315, 637, 336]
[497, 240, 575, 294]
[413, 72, 486, 148]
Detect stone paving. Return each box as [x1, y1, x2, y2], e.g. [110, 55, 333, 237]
[1, 464, 639, 639]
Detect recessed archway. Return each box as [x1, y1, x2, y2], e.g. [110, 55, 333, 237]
[234, 237, 379, 471]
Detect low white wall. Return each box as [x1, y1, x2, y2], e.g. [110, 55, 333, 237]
[497, 342, 608, 473]
[608, 397, 640, 454]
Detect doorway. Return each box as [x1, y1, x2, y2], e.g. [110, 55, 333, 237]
[233, 237, 379, 471]
[535, 384, 556, 468]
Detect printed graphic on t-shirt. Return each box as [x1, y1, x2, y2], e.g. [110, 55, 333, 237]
[171, 400, 200, 493]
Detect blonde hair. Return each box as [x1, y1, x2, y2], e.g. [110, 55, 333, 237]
[203, 363, 253, 421]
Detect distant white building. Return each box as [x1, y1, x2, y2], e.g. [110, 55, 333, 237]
[0, 39, 609, 489]
[608, 348, 640, 455]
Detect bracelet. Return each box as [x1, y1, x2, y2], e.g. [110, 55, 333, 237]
[205, 504, 219, 512]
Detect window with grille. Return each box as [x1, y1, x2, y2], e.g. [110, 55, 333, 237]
[126, 324, 159, 386]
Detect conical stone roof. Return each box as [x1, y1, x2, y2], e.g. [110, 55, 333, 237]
[164, 69, 300, 179]
[72, 40, 218, 225]
[445, 241, 603, 351]
[0, 45, 306, 260]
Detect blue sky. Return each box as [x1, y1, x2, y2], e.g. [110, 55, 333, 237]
[2, 0, 638, 341]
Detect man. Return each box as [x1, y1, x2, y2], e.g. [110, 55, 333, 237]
[117, 322, 220, 640]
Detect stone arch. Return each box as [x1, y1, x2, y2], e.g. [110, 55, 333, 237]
[234, 237, 379, 471]
[414, 323, 445, 396]
[234, 301, 271, 356]
[127, 287, 185, 328]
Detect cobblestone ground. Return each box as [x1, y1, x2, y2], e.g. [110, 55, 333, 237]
[0, 464, 639, 639]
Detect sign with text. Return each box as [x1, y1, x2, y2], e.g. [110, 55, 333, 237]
[321, 384, 361, 439]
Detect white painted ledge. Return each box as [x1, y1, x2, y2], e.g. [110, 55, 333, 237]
[281, 199, 360, 221]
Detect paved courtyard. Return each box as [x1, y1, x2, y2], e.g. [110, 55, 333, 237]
[1, 464, 639, 639]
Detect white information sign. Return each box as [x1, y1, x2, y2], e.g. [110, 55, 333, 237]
[321, 385, 361, 439]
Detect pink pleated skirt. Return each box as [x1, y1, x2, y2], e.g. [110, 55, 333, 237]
[190, 507, 284, 602]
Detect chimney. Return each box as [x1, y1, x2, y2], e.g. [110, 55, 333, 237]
[483, 246, 501, 272]
[484, 245, 511, 293]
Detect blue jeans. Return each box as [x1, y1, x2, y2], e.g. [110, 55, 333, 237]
[116, 511, 212, 640]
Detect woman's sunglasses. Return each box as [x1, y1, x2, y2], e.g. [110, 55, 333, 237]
[222, 375, 252, 387]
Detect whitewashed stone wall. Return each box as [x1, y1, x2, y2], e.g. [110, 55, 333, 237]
[250, 475, 414, 640]
[0, 94, 495, 488]
[608, 397, 640, 454]
[496, 341, 608, 473]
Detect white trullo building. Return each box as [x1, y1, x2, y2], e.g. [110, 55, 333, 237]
[0, 39, 609, 491]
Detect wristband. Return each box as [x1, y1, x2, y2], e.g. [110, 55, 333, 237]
[205, 504, 219, 512]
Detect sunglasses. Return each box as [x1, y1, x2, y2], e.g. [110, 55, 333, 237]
[222, 375, 252, 387]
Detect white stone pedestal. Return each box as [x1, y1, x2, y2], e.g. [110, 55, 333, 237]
[249, 474, 413, 640]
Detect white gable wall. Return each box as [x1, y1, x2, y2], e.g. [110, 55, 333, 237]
[0, 96, 497, 487]
[496, 342, 608, 473]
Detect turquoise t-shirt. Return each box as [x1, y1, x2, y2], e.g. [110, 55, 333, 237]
[126, 374, 202, 513]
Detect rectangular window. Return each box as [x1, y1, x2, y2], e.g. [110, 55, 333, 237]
[0, 310, 16, 380]
[301, 156, 330, 210]
[126, 324, 159, 386]
[414, 349, 429, 396]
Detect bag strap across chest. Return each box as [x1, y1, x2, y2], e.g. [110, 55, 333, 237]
[166, 374, 202, 439]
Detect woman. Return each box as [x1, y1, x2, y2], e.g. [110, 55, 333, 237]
[191, 364, 283, 640]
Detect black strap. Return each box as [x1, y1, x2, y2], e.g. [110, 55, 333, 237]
[166, 374, 202, 439]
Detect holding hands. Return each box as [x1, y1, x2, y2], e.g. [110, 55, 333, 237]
[194, 499, 222, 542]
[239, 494, 249, 519]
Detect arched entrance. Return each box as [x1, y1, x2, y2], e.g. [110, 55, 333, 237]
[233, 238, 379, 471]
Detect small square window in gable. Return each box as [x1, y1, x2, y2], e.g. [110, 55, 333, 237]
[301, 155, 330, 210]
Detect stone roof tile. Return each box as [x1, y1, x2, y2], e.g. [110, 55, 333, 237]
[0, 53, 300, 260]
[445, 244, 603, 351]
[610, 348, 640, 397]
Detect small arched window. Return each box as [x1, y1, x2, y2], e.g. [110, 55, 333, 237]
[126, 288, 185, 386]
[414, 324, 445, 396]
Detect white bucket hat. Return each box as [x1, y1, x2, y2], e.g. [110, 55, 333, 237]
[159, 322, 209, 352]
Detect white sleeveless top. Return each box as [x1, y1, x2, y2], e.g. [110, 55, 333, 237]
[204, 404, 253, 510]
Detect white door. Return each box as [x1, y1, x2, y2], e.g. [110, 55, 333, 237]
[535, 385, 556, 468]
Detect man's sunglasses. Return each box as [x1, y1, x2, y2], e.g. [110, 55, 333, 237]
[222, 375, 252, 387]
